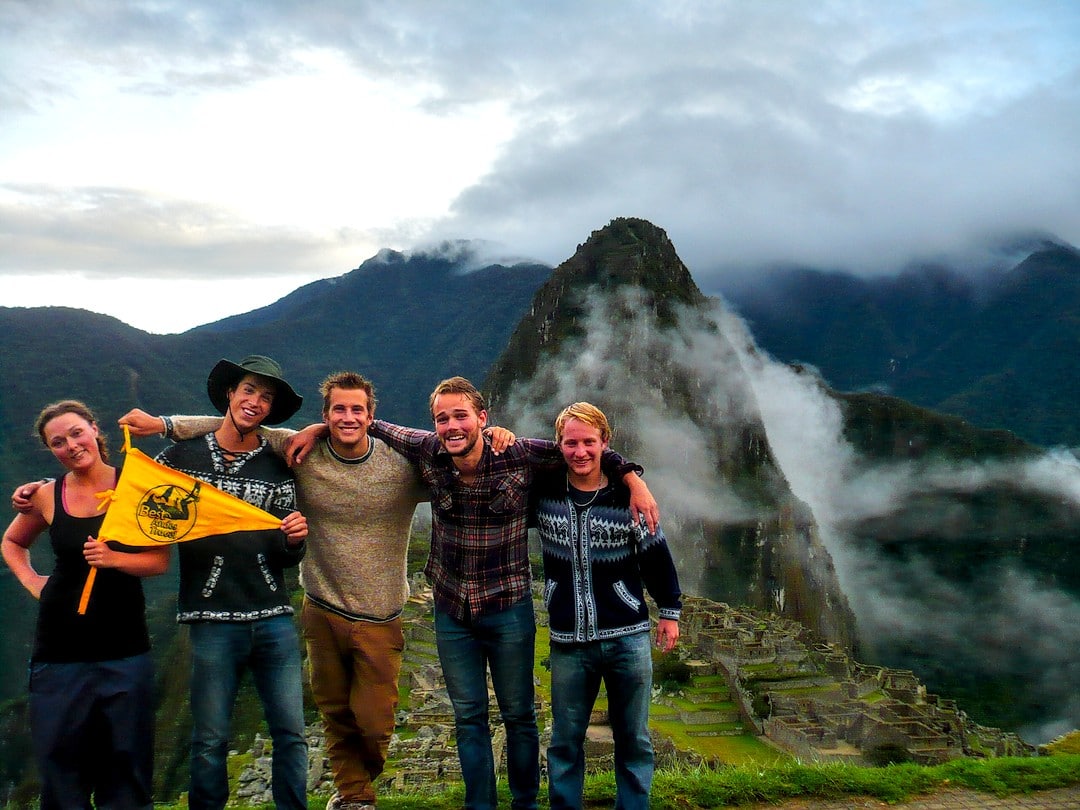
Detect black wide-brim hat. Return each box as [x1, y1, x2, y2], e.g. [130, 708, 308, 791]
[206, 355, 303, 425]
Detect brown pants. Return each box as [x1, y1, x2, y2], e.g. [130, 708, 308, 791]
[301, 597, 405, 803]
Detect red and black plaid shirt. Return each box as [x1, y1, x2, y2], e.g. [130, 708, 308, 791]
[369, 420, 640, 621]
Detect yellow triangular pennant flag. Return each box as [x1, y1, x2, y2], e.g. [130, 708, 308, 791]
[95, 426, 283, 547]
[79, 427, 284, 615]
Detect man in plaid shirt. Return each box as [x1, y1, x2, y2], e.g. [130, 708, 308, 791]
[365, 377, 658, 810]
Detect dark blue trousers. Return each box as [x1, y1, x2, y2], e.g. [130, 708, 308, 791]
[29, 653, 155, 810]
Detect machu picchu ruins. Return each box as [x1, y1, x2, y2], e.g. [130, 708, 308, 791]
[676, 596, 1033, 765]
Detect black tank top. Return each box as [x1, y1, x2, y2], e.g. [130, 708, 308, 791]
[32, 473, 152, 662]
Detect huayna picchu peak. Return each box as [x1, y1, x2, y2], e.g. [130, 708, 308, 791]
[484, 217, 859, 654]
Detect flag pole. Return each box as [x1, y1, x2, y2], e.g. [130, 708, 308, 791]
[77, 563, 98, 615]
[77, 426, 132, 615]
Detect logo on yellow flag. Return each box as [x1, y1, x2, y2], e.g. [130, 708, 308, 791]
[135, 481, 202, 543]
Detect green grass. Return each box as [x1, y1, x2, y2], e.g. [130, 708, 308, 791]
[1044, 731, 1080, 755]
[654, 723, 785, 765]
[660, 694, 738, 712]
[687, 674, 732, 690]
[654, 755, 1080, 806]
[151, 754, 1080, 809]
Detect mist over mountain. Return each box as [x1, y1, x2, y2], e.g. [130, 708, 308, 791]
[485, 218, 857, 646]
[788, 385, 1080, 742]
[721, 240, 1080, 447]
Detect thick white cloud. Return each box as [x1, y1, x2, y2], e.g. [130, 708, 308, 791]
[2, 1, 1079, 331]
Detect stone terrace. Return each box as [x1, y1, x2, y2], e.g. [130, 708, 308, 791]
[677, 595, 1034, 764]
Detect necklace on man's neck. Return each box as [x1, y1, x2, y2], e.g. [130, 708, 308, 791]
[224, 411, 257, 447]
[567, 473, 606, 508]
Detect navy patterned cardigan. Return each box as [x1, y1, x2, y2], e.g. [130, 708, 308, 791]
[532, 470, 681, 645]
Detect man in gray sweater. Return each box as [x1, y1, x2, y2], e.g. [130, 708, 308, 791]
[120, 372, 427, 810]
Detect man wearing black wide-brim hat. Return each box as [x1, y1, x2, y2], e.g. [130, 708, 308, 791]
[156, 354, 311, 810]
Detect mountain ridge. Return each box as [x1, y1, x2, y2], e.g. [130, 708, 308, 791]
[720, 241, 1080, 446]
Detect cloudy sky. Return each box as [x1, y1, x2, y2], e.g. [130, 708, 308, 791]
[3, 1, 1079, 334]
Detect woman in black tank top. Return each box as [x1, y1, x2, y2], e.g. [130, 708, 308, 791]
[1, 400, 170, 810]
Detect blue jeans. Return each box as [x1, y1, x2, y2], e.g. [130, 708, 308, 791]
[548, 632, 654, 810]
[434, 597, 539, 810]
[188, 617, 307, 810]
[29, 653, 155, 810]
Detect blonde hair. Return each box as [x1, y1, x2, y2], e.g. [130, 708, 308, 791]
[429, 376, 486, 418]
[554, 402, 611, 444]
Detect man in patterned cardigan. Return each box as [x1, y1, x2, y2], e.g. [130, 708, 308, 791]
[532, 401, 681, 810]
